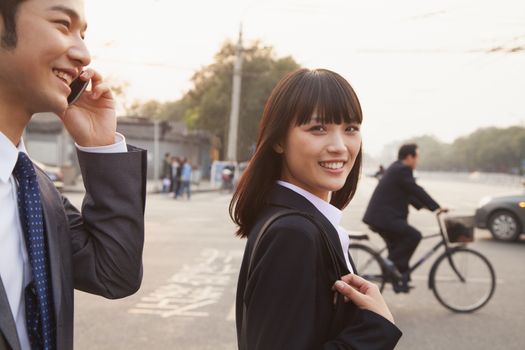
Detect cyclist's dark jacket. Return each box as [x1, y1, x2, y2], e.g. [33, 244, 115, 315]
[363, 160, 439, 230]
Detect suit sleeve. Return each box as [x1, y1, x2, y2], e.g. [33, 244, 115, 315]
[327, 309, 401, 350]
[64, 145, 147, 299]
[243, 218, 401, 350]
[408, 195, 424, 210]
[398, 167, 439, 211]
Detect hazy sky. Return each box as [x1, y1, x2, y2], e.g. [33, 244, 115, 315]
[84, 0, 525, 155]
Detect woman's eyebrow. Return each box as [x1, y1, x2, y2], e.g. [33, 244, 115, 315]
[47, 5, 88, 31]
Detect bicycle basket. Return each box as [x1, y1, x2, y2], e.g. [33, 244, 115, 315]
[444, 216, 475, 243]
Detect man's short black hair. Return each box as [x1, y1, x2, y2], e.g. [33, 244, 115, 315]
[398, 143, 418, 160]
[0, 0, 26, 49]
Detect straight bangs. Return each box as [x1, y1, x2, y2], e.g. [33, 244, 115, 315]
[292, 69, 362, 127]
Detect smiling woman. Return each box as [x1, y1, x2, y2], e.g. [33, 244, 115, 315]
[230, 68, 402, 349]
[231, 68, 364, 236]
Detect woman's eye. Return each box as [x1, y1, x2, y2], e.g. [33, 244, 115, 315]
[346, 125, 360, 133]
[55, 20, 71, 29]
[308, 125, 326, 132]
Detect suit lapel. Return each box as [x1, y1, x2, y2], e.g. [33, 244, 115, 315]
[36, 170, 62, 323]
[267, 185, 351, 274]
[0, 278, 22, 350]
[0, 165, 64, 349]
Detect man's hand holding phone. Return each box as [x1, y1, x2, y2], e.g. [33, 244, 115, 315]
[60, 68, 117, 147]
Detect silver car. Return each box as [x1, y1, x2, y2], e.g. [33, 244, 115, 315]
[475, 193, 525, 241]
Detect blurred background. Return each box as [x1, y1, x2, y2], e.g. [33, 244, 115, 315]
[23, 0, 524, 349]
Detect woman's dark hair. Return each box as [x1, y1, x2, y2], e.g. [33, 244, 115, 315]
[229, 68, 363, 237]
[0, 0, 26, 49]
[398, 143, 418, 160]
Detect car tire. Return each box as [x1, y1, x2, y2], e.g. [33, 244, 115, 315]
[488, 210, 521, 241]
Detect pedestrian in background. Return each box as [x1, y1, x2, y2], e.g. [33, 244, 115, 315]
[178, 158, 192, 200]
[161, 152, 172, 192]
[171, 156, 181, 196]
[374, 164, 385, 180]
[230, 68, 401, 349]
[221, 162, 235, 192]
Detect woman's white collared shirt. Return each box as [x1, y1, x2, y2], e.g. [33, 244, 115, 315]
[277, 180, 353, 273]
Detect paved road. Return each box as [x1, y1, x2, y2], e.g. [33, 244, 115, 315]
[66, 177, 525, 350]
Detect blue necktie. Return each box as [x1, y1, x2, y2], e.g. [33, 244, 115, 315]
[13, 152, 56, 350]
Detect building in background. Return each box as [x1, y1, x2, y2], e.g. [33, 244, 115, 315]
[25, 113, 212, 183]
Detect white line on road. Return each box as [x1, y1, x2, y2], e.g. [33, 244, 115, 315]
[128, 249, 244, 319]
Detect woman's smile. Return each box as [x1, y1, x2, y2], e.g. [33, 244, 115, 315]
[319, 160, 347, 171]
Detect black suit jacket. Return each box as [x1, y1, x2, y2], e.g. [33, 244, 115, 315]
[363, 161, 439, 230]
[236, 185, 402, 350]
[0, 146, 147, 350]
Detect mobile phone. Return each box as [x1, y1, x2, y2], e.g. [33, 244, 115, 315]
[67, 74, 89, 105]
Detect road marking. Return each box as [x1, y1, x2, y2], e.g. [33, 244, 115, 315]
[128, 249, 243, 318]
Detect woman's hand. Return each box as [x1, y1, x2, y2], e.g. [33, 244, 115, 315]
[59, 68, 116, 147]
[334, 274, 395, 324]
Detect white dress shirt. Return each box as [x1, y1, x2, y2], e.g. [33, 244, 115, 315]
[0, 131, 127, 350]
[277, 181, 354, 273]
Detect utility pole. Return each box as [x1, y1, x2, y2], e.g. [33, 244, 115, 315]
[226, 25, 243, 161]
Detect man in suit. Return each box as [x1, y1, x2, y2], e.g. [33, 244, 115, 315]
[0, 1, 146, 349]
[363, 144, 447, 292]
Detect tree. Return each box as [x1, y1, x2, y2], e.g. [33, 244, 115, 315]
[396, 126, 525, 174]
[126, 99, 163, 118]
[123, 40, 300, 160]
[406, 135, 451, 171]
[179, 40, 301, 160]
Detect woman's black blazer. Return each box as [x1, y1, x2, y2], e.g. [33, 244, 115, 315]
[236, 185, 402, 350]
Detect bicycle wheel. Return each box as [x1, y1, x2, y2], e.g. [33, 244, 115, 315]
[348, 244, 386, 292]
[430, 247, 496, 313]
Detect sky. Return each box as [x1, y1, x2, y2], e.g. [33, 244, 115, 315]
[84, 0, 525, 155]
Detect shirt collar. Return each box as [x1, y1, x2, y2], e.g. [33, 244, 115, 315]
[0, 131, 27, 183]
[276, 180, 342, 226]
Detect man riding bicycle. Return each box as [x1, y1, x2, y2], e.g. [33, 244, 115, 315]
[363, 144, 448, 293]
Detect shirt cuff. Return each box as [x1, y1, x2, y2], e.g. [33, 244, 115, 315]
[75, 133, 128, 153]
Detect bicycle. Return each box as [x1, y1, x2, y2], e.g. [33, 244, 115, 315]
[348, 212, 496, 313]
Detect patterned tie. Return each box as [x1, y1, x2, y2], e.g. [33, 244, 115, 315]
[13, 152, 56, 350]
